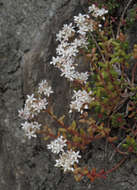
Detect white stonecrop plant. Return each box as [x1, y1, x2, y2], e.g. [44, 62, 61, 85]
[18, 81, 53, 139]
[18, 4, 108, 173]
[47, 136, 81, 172]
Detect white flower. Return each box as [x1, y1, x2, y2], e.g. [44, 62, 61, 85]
[32, 98, 48, 113]
[56, 42, 69, 56]
[50, 56, 62, 66]
[21, 121, 41, 139]
[74, 13, 93, 36]
[21, 121, 41, 131]
[26, 130, 37, 139]
[97, 8, 108, 17]
[70, 90, 92, 113]
[72, 37, 88, 48]
[78, 23, 93, 36]
[18, 107, 31, 120]
[60, 63, 76, 81]
[77, 26, 88, 36]
[38, 80, 53, 97]
[57, 43, 79, 58]
[74, 13, 89, 26]
[18, 92, 49, 120]
[18, 94, 37, 120]
[74, 72, 89, 83]
[56, 23, 75, 42]
[55, 149, 81, 172]
[47, 136, 67, 154]
[88, 4, 108, 17]
[26, 94, 36, 106]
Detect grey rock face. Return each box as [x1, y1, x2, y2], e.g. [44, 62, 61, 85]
[0, 0, 136, 190]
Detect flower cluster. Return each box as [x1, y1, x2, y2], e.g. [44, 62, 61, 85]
[18, 94, 48, 120]
[21, 121, 41, 139]
[55, 149, 81, 172]
[70, 90, 93, 113]
[50, 4, 108, 83]
[47, 136, 81, 172]
[50, 13, 91, 82]
[88, 4, 108, 18]
[19, 94, 39, 120]
[56, 23, 75, 42]
[18, 4, 108, 138]
[47, 136, 67, 154]
[18, 3, 109, 176]
[18, 80, 53, 139]
[38, 80, 53, 97]
[74, 13, 93, 36]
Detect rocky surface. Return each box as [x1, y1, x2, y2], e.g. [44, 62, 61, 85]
[0, 0, 137, 190]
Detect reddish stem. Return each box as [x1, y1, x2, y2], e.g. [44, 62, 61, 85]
[38, 130, 57, 139]
[109, 141, 128, 155]
[45, 109, 95, 146]
[105, 157, 127, 175]
[77, 157, 126, 182]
